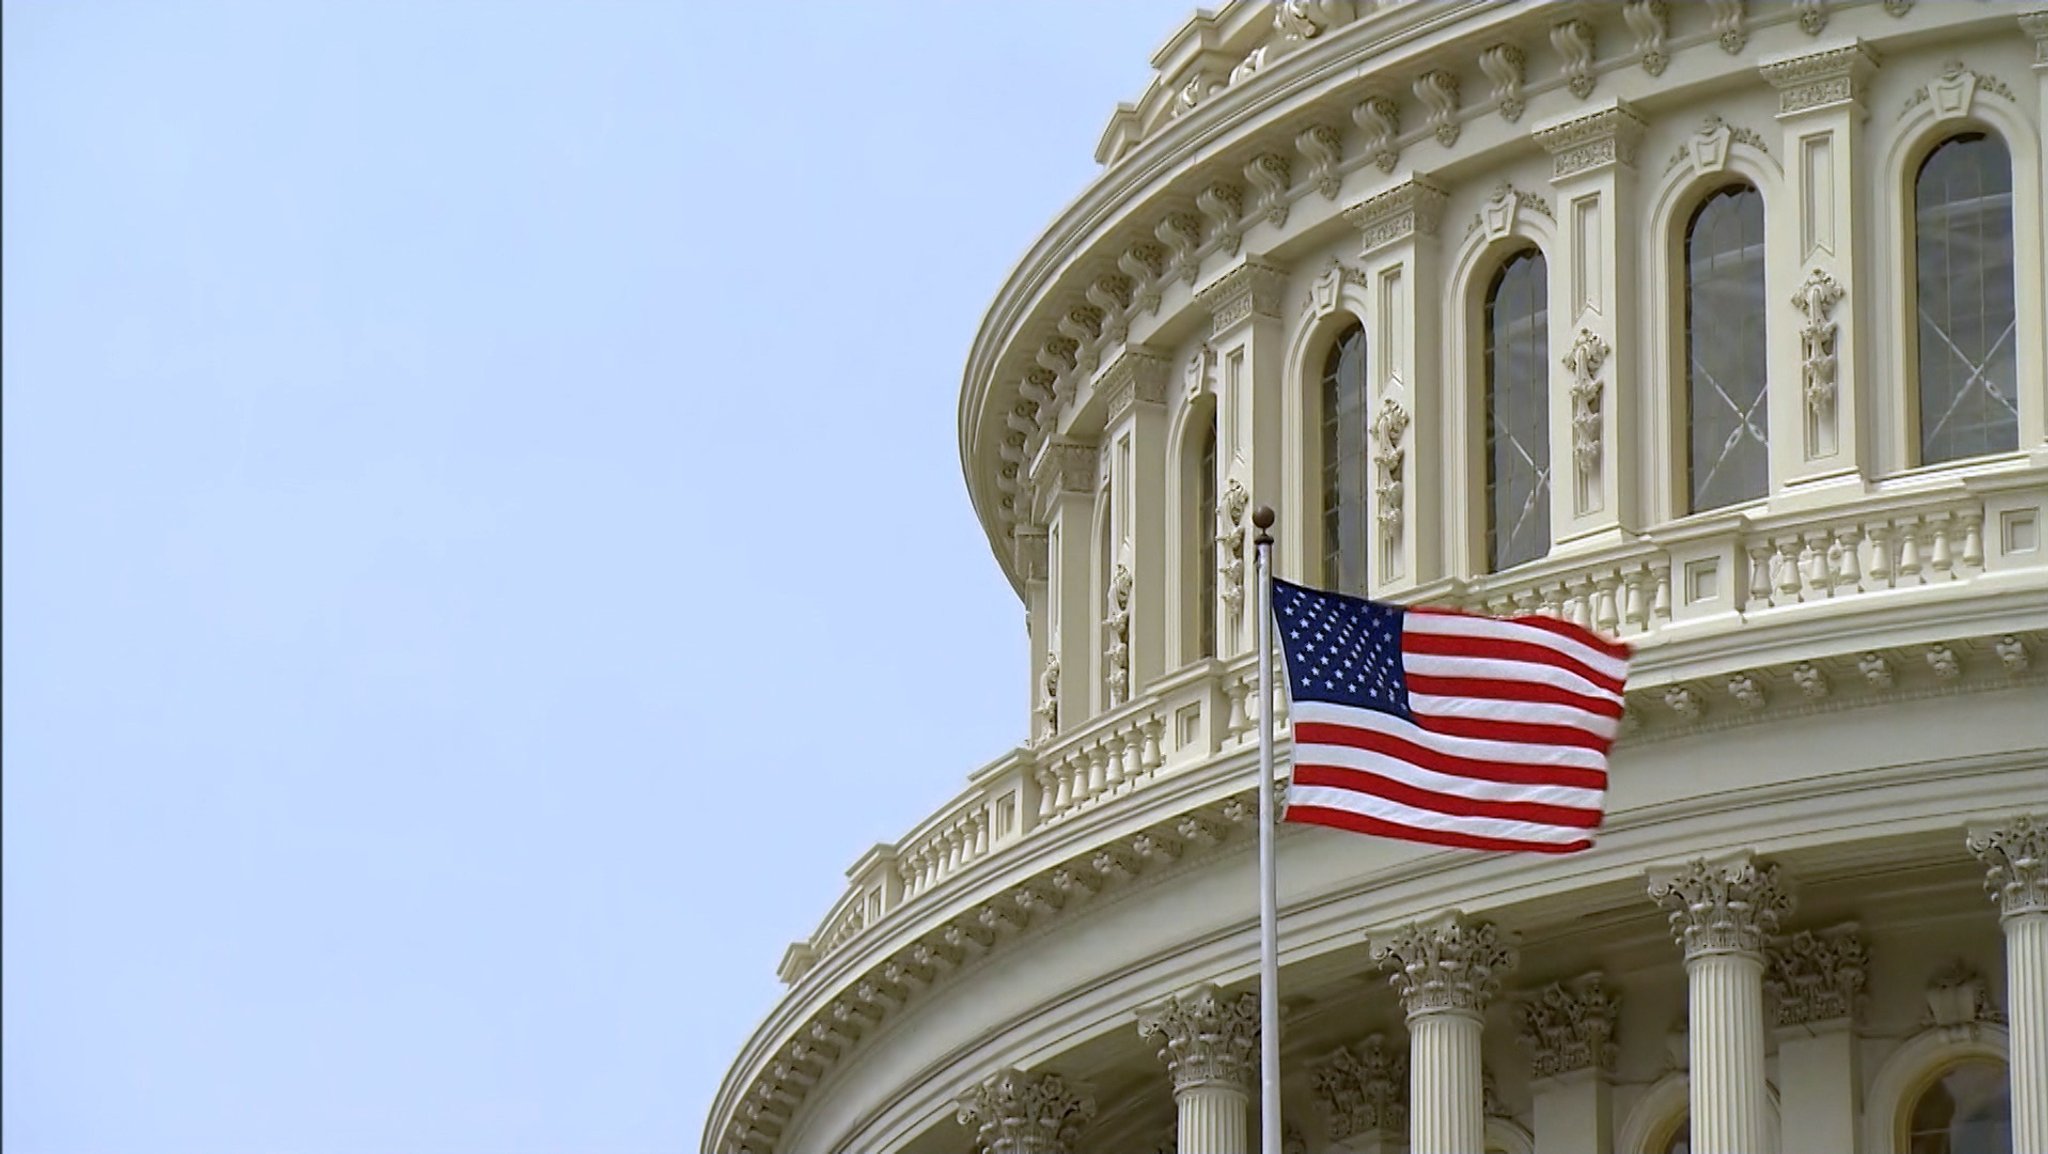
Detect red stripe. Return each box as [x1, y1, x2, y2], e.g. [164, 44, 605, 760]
[1292, 764, 1603, 828]
[1292, 721, 1609, 790]
[1411, 606, 1633, 662]
[1402, 631, 1626, 695]
[1283, 804, 1593, 854]
[1413, 712, 1613, 753]
[1403, 673, 1625, 719]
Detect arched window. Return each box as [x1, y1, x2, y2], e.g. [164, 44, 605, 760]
[1685, 184, 1768, 511]
[1485, 249, 1550, 571]
[1196, 417, 1217, 659]
[1905, 1061, 2011, 1153]
[1661, 1120, 1691, 1154]
[1914, 132, 2018, 465]
[1321, 322, 1369, 592]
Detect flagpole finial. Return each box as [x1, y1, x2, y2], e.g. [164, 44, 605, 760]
[1253, 505, 1275, 546]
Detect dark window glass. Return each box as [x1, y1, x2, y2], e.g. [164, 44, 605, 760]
[1197, 419, 1217, 659]
[1685, 184, 1769, 511]
[1908, 1061, 2012, 1154]
[1916, 132, 2018, 464]
[1662, 1120, 1691, 1154]
[1320, 323, 1369, 592]
[1485, 250, 1550, 571]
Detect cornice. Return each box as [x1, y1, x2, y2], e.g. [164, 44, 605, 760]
[1342, 175, 1449, 257]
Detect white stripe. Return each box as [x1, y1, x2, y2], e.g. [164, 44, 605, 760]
[1403, 652, 1624, 704]
[1292, 741, 1605, 810]
[1403, 611, 1630, 683]
[1407, 692, 1621, 741]
[1292, 701, 1609, 772]
[1285, 783, 1591, 846]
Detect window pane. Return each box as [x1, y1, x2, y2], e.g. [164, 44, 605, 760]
[1908, 1061, 2012, 1154]
[1321, 323, 1369, 593]
[1485, 250, 1550, 571]
[1197, 420, 1217, 659]
[1916, 133, 2018, 465]
[1685, 185, 1769, 511]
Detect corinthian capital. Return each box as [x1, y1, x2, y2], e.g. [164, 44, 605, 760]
[1969, 815, 2048, 920]
[1648, 857, 1793, 960]
[1764, 923, 1867, 1027]
[1517, 972, 1619, 1078]
[1371, 913, 1517, 1018]
[1136, 983, 1261, 1093]
[956, 1068, 1096, 1154]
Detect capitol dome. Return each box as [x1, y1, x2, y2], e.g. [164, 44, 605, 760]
[709, 3, 2048, 1152]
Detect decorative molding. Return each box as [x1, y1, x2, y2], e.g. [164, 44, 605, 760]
[1900, 59, 2018, 121]
[1156, 212, 1205, 286]
[1414, 70, 1462, 146]
[1344, 176, 1448, 256]
[1185, 343, 1215, 400]
[1103, 558, 1133, 706]
[1057, 307, 1103, 375]
[1098, 348, 1172, 423]
[1468, 180, 1552, 240]
[1479, 43, 1526, 123]
[1244, 153, 1293, 227]
[1884, 0, 1914, 12]
[1372, 913, 1517, 1017]
[1352, 94, 1402, 174]
[1550, 19, 1597, 100]
[1968, 814, 2048, 921]
[2022, 12, 2048, 68]
[1923, 961, 2004, 1042]
[1793, 268, 1845, 421]
[1030, 439, 1098, 504]
[1791, 662, 1829, 700]
[1623, 0, 1669, 76]
[1562, 328, 1610, 479]
[1196, 259, 1288, 335]
[1014, 524, 1050, 583]
[1370, 396, 1409, 543]
[1535, 101, 1647, 180]
[1664, 114, 1769, 175]
[1295, 124, 1345, 200]
[1759, 43, 1878, 117]
[1765, 922, 1867, 1026]
[1996, 635, 2031, 672]
[1727, 673, 1766, 711]
[1311, 1033, 1407, 1143]
[1217, 475, 1249, 620]
[1120, 243, 1166, 313]
[1086, 274, 1133, 346]
[1663, 685, 1703, 720]
[1708, 0, 1747, 55]
[1136, 984, 1261, 1093]
[956, 1068, 1097, 1154]
[1649, 857, 1792, 960]
[1305, 257, 1366, 318]
[1794, 0, 1829, 36]
[1518, 972, 1619, 1079]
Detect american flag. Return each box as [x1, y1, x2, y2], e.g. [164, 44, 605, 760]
[1272, 578, 1631, 854]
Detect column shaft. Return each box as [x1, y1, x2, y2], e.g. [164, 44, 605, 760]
[1176, 1082, 1250, 1154]
[1410, 1011, 1485, 1154]
[1687, 952, 1770, 1154]
[2008, 911, 2048, 1153]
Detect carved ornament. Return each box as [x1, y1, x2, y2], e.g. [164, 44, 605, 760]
[1197, 259, 1288, 336]
[1372, 914, 1517, 1018]
[1296, 124, 1345, 200]
[1344, 176, 1447, 256]
[956, 1068, 1096, 1154]
[1311, 1034, 1407, 1142]
[1518, 972, 1619, 1078]
[1535, 101, 1647, 180]
[1136, 984, 1261, 1093]
[1968, 815, 2048, 920]
[1759, 43, 1878, 116]
[1098, 348, 1172, 423]
[1479, 43, 1526, 123]
[1765, 923, 1866, 1026]
[1370, 396, 1409, 542]
[1792, 269, 1844, 418]
[1648, 857, 1792, 959]
[1562, 329, 1610, 477]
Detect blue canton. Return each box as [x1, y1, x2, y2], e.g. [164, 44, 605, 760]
[1271, 578, 1410, 719]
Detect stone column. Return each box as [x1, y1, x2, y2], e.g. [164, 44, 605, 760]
[956, 1068, 1097, 1154]
[1137, 984, 1261, 1154]
[1193, 259, 1286, 655]
[1518, 972, 1618, 1154]
[1096, 347, 1174, 697]
[1764, 923, 1866, 1154]
[1968, 815, 2048, 1152]
[1649, 858, 1792, 1154]
[1030, 438, 1099, 732]
[1373, 913, 1517, 1154]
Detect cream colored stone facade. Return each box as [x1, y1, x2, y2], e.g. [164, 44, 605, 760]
[709, 3, 2048, 1152]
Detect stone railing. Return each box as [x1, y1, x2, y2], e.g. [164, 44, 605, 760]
[783, 467, 2045, 984]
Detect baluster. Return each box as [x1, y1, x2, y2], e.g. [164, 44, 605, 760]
[1051, 757, 1074, 813]
[1224, 677, 1249, 739]
[1593, 576, 1620, 633]
[1123, 724, 1144, 781]
[1798, 533, 1824, 596]
[1930, 515, 1955, 576]
[1748, 544, 1774, 605]
[971, 812, 990, 858]
[1961, 514, 1984, 569]
[1776, 539, 1803, 602]
[898, 859, 918, 900]
[1897, 521, 1924, 583]
[1651, 563, 1673, 622]
[1083, 743, 1106, 800]
[1140, 716, 1163, 772]
[1867, 524, 1894, 582]
[947, 825, 966, 872]
[1834, 527, 1862, 591]
[1034, 767, 1057, 821]
[1102, 733, 1126, 792]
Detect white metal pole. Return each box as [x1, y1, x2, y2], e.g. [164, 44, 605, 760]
[1253, 505, 1280, 1154]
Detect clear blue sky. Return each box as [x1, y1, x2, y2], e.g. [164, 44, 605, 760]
[1, 2, 1197, 1151]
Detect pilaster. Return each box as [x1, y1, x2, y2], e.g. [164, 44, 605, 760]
[1765, 923, 1866, 1154]
[1099, 347, 1174, 698]
[1342, 175, 1448, 594]
[1533, 99, 1646, 547]
[1648, 858, 1792, 1154]
[1015, 525, 1055, 744]
[1968, 815, 2048, 1152]
[1373, 913, 1517, 1154]
[1031, 439, 1099, 731]
[1136, 984, 1260, 1154]
[1518, 973, 1617, 1154]
[1759, 41, 1879, 489]
[1195, 259, 1287, 655]
[956, 1068, 1097, 1154]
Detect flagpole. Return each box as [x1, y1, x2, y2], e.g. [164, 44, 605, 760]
[1253, 504, 1281, 1154]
